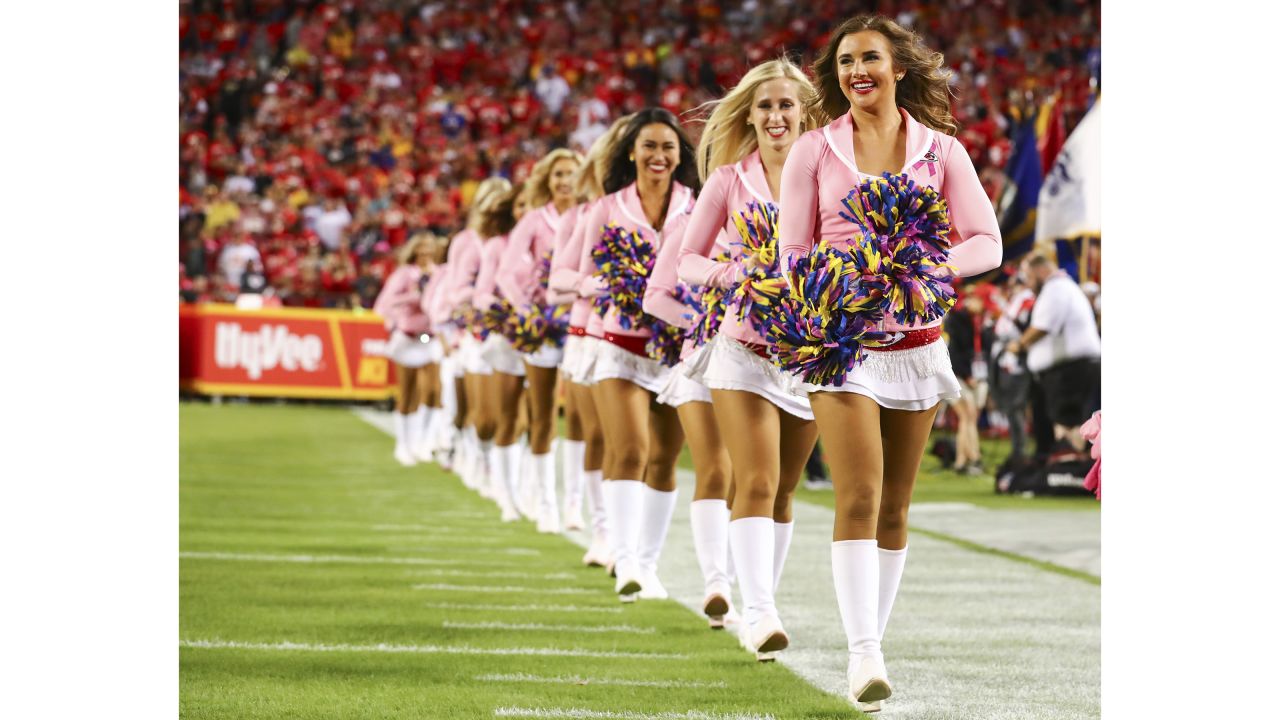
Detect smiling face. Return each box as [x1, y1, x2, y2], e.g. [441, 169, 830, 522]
[549, 157, 578, 203]
[632, 123, 680, 182]
[749, 77, 803, 153]
[513, 189, 530, 222]
[836, 30, 900, 112]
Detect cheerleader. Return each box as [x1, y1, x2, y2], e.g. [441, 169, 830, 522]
[674, 59, 825, 655]
[415, 232, 452, 462]
[436, 178, 513, 500]
[473, 184, 533, 522]
[549, 115, 635, 568]
[777, 16, 1002, 709]
[576, 108, 700, 601]
[373, 233, 440, 466]
[494, 149, 585, 533]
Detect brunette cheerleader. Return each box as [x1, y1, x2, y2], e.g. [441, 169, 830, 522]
[777, 16, 1002, 709]
[494, 149, 586, 533]
[576, 108, 700, 601]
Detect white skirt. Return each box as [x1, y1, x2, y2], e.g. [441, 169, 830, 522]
[480, 333, 527, 377]
[425, 336, 445, 365]
[655, 358, 712, 407]
[591, 338, 672, 395]
[386, 332, 434, 369]
[684, 334, 814, 420]
[523, 343, 564, 369]
[459, 334, 493, 376]
[564, 335, 604, 386]
[798, 338, 961, 411]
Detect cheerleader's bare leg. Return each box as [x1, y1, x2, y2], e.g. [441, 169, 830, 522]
[571, 382, 610, 567]
[525, 363, 561, 532]
[677, 400, 735, 626]
[594, 378, 653, 599]
[392, 363, 422, 466]
[635, 402, 684, 600]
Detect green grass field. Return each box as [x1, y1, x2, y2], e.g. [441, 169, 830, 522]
[181, 403, 862, 719]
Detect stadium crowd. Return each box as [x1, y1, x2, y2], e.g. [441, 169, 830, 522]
[178, 0, 1100, 308]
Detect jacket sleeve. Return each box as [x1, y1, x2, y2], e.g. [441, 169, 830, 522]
[643, 212, 695, 329]
[575, 200, 610, 298]
[777, 132, 822, 271]
[495, 212, 537, 307]
[677, 167, 745, 289]
[940, 137, 1003, 277]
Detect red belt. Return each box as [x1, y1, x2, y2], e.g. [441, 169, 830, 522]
[603, 332, 649, 357]
[865, 326, 942, 352]
[736, 339, 772, 360]
[568, 326, 587, 337]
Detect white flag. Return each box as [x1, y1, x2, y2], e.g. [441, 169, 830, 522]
[1036, 102, 1101, 242]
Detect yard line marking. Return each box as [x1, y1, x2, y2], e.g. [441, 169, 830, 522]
[407, 569, 578, 580]
[444, 621, 655, 634]
[179, 551, 469, 567]
[389, 546, 542, 557]
[413, 583, 597, 595]
[493, 708, 776, 720]
[372, 523, 509, 532]
[424, 602, 623, 615]
[477, 673, 727, 689]
[180, 639, 683, 660]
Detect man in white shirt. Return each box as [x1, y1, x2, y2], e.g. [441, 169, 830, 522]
[217, 234, 262, 290]
[1007, 254, 1101, 453]
[312, 197, 352, 251]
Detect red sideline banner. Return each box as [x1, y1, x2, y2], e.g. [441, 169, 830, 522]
[179, 304, 396, 400]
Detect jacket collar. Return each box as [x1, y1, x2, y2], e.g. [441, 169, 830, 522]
[822, 107, 935, 176]
[735, 150, 774, 204]
[618, 181, 693, 234]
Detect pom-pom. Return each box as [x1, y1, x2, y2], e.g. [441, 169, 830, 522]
[839, 173, 957, 325]
[688, 285, 727, 349]
[591, 223, 655, 330]
[510, 250, 571, 352]
[645, 319, 686, 367]
[758, 242, 889, 386]
[728, 201, 787, 335]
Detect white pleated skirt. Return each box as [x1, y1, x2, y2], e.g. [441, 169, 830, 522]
[590, 339, 671, 395]
[655, 358, 712, 407]
[798, 339, 961, 412]
[560, 335, 601, 385]
[523, 343, 564, 369]
[459, 334, 493, 376]
[479, 333, 527, 377]
[683, 334, 814, 420]
[386, 332, 434, 369]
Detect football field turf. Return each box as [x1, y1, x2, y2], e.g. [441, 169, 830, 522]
[181, 403, 1099, 719]
[181, 403, 857, 719]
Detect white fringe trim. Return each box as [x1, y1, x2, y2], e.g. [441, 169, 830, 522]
[858, 339, 951, 384]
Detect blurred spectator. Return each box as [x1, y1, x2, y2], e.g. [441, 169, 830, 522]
[312, 197, 352, 251]
[990, 273, 1037, 468]
[945, 293, 994, 475]
[218, 233, 262, 289]
[1009, 254, 1102, 456]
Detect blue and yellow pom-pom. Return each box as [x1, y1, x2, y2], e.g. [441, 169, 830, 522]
[591, 223, 655, 330]
[728, 201, 788, 335]
[510, 250, 571, 353]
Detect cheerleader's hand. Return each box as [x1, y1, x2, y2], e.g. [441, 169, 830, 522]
[740, 254, 765, 279]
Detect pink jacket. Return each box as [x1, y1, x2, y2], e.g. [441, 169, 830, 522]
[549, 200, 604, 331]
[473, 234, 508, 309]
[496, 202, 565, 309]
[778, 109, 1002, 332]
[435, 228, 482, 321]
[373, 265, 431, 335]
[577, 181, 696, 339]
[419, 263, 449, 328]
[642, 211, 705, 359]
[677, 151, 774, 345]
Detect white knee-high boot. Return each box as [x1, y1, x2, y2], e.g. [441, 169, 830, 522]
[534, 448, 561, 534]
[500, 442, 525, 521]
[411, 406, 431, 461]
[772, 521, 794, 594]
[690, 499, 732, 623]
[878, 546, 908, 640]
[730, 517, 787, 655]
[637, 487, 677, 599]
[581, 469, 609, 567]
[393, 412, 415, 466]
[832, 539, 892, 704]
[561, 439, 586, 531]
[601, 479, 644, 598]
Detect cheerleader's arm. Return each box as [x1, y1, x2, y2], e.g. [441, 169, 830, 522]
[677, 167, 744, 289]
[777, 132, 822, 271]
[941, 137, 1002, 277]
[644, 213, 695, 329]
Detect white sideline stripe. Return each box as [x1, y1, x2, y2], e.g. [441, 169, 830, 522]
[179, 551, 467, 567]
[444, 621, 654, 635]
[407, 569, 577, 580]
[413, 583, 596, 595]
[181, 639, 684, 660]
[493, 708, 775, 720]
[390, 546, 541, 556]
[372, 523, 510, 531]
[476, 673, 726, 689]
[425, 602, 623, 615]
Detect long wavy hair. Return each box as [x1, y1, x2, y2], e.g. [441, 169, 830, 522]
[574, 113, 634, 202]
[477, 182, 524, 239]
[601, 108, 701, 196]
[690, 58, 824, 181]
[467, 177, 513, 231]
[397, 232, 438, 266]
[810, 14, 957, 135]
[525, 148, 586, 208]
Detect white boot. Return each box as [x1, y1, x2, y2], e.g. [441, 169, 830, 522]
[418, 407, 441, 459]
[690, 499, 732, 626]
[534, 451, 561, 533]
[487, 442, 518, 520]
[476, 437, 495, 499]
[409, 406, 430, 461]
[878, 545, 908, 640]
[517, 444, 539, 519]
[602, 480, 644, 599]
[730, 517, 786, 659]
[832, 540, 891, 705]
[500, 442, 525, 521]
[581, 469, 610, 567]
[561, 440, 586, 531]
[773, 521, 794, 594]
[636, 487, 677, 600]
[393, 413, 416, 466]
